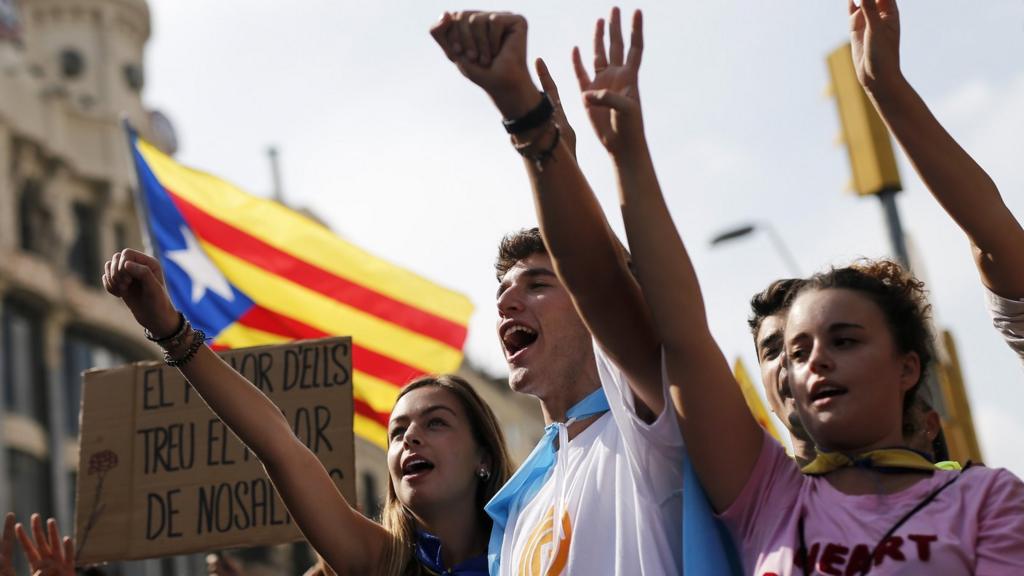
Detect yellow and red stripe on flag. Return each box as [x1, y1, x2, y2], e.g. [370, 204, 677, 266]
[733, 358, 783, 445]
[132, 136, 473, 449]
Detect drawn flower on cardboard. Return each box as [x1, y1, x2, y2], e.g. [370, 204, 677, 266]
[77, 449, 119, 562]
[88, 450, 118, 475]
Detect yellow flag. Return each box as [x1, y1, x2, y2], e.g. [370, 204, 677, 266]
[734, 358, 783, 444]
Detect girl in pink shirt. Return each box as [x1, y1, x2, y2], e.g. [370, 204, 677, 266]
[598, 0, 1024, 572]
[717, 262, 1024, 575]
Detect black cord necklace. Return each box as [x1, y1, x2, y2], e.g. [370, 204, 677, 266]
[796, 463, 972, 574]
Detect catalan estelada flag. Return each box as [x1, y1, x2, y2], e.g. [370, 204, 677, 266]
[128, 131, 473, 448]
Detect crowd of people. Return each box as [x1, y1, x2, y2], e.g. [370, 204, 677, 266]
[3, 0, 1024, 574]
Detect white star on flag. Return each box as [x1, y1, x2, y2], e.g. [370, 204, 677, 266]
[166, 226, 235, 304]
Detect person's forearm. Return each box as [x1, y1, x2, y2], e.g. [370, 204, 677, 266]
[870, 76, 1024, 296]
[612, 140, 763, 510]
[526, 136, 664, 412]
[614, 143, 708, 350]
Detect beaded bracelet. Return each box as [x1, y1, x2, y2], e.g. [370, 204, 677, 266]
[512, 123, 561, 172]
[164, 328, 206, 367]
[145, 311, 190, 350]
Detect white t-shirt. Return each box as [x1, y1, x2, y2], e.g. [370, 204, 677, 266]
[986, 287, 1024, 365]
[498, 342, 684, 576]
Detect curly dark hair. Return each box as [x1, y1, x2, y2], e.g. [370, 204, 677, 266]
[495, 228, 547, 281]
[494, 227, 638, 282]
[748, 278, 806, 338]
[794, 259, 935, 411]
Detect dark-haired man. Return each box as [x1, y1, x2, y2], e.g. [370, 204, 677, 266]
[488, 227, 682, 575]
[430, 9, 679, 575]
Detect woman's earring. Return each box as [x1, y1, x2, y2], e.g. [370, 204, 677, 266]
[477, 467, 491, 482]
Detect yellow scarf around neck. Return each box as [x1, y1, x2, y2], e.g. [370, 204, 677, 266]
[801, 447, 962, 475]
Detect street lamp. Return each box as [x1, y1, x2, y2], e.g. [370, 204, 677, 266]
[709, 222, 802, 277]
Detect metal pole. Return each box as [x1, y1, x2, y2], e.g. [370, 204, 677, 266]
[878, 190, 910, 269]
[762, 224, 802, 278]
[268, 146, 284, 204]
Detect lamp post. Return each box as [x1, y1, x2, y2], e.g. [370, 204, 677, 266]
[709, 222, 802, 278]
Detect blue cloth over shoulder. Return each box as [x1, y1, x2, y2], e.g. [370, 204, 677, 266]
[683, 454, 743, 575]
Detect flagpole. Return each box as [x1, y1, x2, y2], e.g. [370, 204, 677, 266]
[121, 117, 157, 258]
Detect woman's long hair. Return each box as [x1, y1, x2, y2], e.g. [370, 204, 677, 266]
[378, 374, 514, 576]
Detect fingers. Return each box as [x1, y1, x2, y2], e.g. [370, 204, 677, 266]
[626, 9, 643, 70]
[61, 538, 73, 567]
[535, 58, 561, 105]
[536, 57, 577, 158]
[429, 12, 459, 62]
[453, 12, 480, 64]
[122, 249, 164, 285]
[104, 249, 163, 296]
[30, 515, 49, 558]
[583, 89, 636, 112]
[848, 0, 858, 15]
[487, 13, 505, 59]
[102, 257, 114, 295]
[14, 523, 40, 565]
[877, 0, 899, 18]
[467, 13, 491, 65]
[861, 0, 882, 26]
[571, 46, 591, 91]
[592, 18, 608, 73]
[608, 7, 624, 66]
[46, 519, 61, 561]
[2, 512, 14, 552]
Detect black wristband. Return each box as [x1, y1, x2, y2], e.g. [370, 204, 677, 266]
[145, 311, 187, 346]
[502, 93, 553, 134]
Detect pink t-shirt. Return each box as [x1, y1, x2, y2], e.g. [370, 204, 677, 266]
[719, 434, 1024, 575]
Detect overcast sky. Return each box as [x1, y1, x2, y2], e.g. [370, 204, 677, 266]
[142, 0, 1024, 474]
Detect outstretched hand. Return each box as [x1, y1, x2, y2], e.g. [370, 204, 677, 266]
[572, 7, 644, 155]
[430, 11, 541, 119]
[849, 0, 902, 93]
[14, 515, 75, 576]
[102, 249, 180, 338]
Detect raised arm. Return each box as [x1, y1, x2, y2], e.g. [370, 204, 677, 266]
[851, 0, 1024, 299]
[431, 11, 663, 416]
[103, 250, 389, 576]
[575, 9, 762, 510]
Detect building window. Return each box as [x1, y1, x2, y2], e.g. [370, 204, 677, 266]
[2, 301, 48, 424]
[68, 202, 100, 287]
[7, 449, 54, 574]
[17, 180, 53, 256]
[63, 330, 133, 436]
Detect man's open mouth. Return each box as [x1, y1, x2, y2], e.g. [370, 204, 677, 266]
[501, 323, 538, 357]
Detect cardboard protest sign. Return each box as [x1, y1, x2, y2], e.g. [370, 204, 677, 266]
[74, 337, 355, 565]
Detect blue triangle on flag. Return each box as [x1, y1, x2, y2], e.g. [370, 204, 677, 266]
[131, 140, 254, 340]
